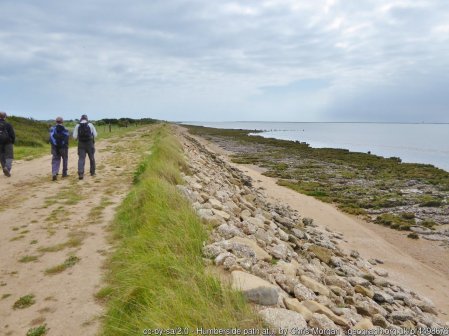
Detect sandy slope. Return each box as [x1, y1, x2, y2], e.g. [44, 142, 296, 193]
[182, 127, 449, 318]
[0, 128, 152, 336]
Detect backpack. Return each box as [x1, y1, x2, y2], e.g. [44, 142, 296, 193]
[53, 124, 67, 147]
[0, 121, 10, 144]
[78, 123, 92, 142]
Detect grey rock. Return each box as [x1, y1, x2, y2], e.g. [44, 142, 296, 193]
[292, 228, 306, 239]
[215, 252, 234, 266]
[330, 256, 343, 267]
[275, 273, 300, 295]
[202, 244, 224, 259]
[278, 228, 290, 241]
[373, 291, 394, 304]
[405, 297, 437, 315]
[293, 283, 317, 301]
[309, 313, 341, 332]
[372, 314, 388, 328]
[213, 209, 231, 221]
[231, 271, 279, 306]
[229, 243, 256, 259]
[240, 209, 252, 221]
[355, 300, 387, 317]
[348, 277, 371, 287]
[373, 278, 389, 288]
[223, 256, 237, 270]
[217, 223, 240, 239]
[259, 308, 307, 334]
[302, 217, 314, 226]
[241, 221, 258, 235]
[237, 258, 254, 271]
[255, 229, 274, 245]
[229, 237, 272, 261]
[374, 269, 389, 277]
[245, 287, 279, 305]
[197, 208, 216, 221]
[209, 198, 223, 210]
[271, 243, 289, 260]
[390, 310, 414, 323]
[325, 276, 354, 295]
[246, 217, 265, 229]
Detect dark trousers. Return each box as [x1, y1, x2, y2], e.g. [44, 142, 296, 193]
[0, 143, 14, 172]
[51, 145, 68, 176]
[78, 140, 95, 176]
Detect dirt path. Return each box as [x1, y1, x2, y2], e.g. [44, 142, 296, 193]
[180, 126, 449, 319]
[0, 127, 153, 336]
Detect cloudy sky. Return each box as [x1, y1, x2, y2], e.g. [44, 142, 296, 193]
[1, 0, 448, 122]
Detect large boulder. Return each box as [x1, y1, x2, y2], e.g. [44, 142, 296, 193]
[259, 308, 307, 335]
[309, 313, 342, 332]
[354, 285, 374, 299]
[353, 318, 375, 330]
[271, 243, 289, 260]
[300, 275, 330, 297]
[302, 300, 350, 327]
[277, 260, 299, 277]
[231, 271, 279, 306]
[283, 298, 313, 321]
[229, 237, 272, 261]
[293, 283, 316, 301]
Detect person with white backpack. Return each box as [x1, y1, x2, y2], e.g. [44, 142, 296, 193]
[73, 114, 97, 180]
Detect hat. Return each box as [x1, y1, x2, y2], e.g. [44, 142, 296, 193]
[80, 114, 88, 121]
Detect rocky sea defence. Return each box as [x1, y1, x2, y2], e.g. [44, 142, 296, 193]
[178, 133, 448, 332]
[185, 126, 449, 246]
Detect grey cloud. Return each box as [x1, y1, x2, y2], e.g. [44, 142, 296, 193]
[0, 0, 448, 121]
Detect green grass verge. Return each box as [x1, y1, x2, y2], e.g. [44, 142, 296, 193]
[101, 125, 261, 335]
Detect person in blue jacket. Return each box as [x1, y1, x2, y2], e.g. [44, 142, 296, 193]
[49, 116, 70, 181]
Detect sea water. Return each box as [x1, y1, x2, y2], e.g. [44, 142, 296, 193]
[184, 122, 449, 172]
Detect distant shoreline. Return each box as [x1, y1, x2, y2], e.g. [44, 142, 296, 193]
[180, 121, 449, 125]
[186, 124, 449, 235]
[182, 122, 449, 172]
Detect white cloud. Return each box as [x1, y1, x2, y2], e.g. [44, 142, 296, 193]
[0, 0, 448, 122]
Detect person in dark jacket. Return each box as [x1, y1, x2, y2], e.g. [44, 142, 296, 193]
[73, 114, 97, 180]
[49, 116, 70, 181]
[0, 111, 15, 177]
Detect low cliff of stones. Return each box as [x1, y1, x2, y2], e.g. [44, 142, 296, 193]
[178, 133, 448, 332]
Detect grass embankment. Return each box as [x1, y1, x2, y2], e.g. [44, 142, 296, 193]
[101, 125, 261, 335]
[7, 116, 51, 160]
[186, 126, 449, 231]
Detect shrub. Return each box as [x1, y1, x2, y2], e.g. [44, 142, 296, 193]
[407, 232, 419, 239]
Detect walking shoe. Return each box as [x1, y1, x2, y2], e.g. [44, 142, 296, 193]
[90, 173, 96, 177]
[62, 174, 69, 178]
[3, 167, 11, 177]
[52, 175, 57, 181]
[78, 175, 84, 180]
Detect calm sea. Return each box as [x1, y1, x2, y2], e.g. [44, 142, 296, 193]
[184, 122, 449, 172]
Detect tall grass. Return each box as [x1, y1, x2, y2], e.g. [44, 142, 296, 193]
[101, 125, 261, 335]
